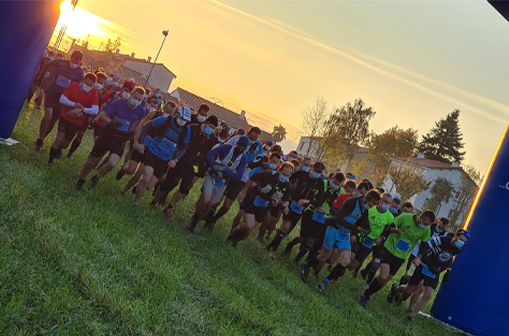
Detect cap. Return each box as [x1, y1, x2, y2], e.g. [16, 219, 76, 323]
[266, 141, 275, 147]
[236, 136, 250, 150]
[236, 128, 246, 135]
[205, 115, 218, 127]
[122, 80, 135, 91]
[178, 106, 192, 122]
[393, 193, 401, 201]
[129, 77, 135, 83]
[313, 162, 326, 172]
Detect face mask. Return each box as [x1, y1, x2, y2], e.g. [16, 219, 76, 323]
[120, 91, 130, 99]
[278, 174, 289, 183]
[454, 240, 465, 248]
[218, 137, 226, 143]
[310, 171, 321, 179]
[363, 203, 370, 210]
[148, 107, 156, 113]
[204, 126, 213, 135]
[154, 93, 160, 98]
[69, 62, 78, 69]
[264, 146, 270, 151]
[79, 83, 92, 93]
[418, 223, 427, 229]
[301, 166, 310, 172]
[93, 83, 103, 90]
[114, 82, 120, 87]
[268, 163, 277, 170]
[329, 181, 340, 190]
[389, 207, 397, 214]
[176, 118, 187, 126]
[48, 57, 54, 60]
[380, 204, 389, 211]
[197, 115, 207, 123]
[233, 147, 245, 156]
[129, 98, 140, 107]
[353, 192, 361, 198]
[435, 227, 441, 233]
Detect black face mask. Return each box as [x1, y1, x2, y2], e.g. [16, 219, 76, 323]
[233, 147, 244, 156]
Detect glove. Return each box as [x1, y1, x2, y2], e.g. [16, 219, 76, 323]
[443, 270, 450, 283]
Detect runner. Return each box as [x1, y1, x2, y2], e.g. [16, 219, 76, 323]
[48, 73, 99, 164]
[203, 127, 263, 229]
[186, 136, 249, 232]
[227, 162, 294, 247]
[358, 210, 435, 307]
[66, 71, 107, 157]
[283, 172, 345, 261]
[330, 180, 357, 216]
[156, 115, 219, 218]
[300, 157, 312, 172]
[75, 86, 146, 190]
[34, 50, 84, 150]
[398, 217, 450, 287]
[264, 162, 326, 259]
[389, 229, 469, 320]
[130, 106, 192, 206]
[347, 193, 394, 278]
[300, 190, 380, 287]
[26, 51, 54, 109]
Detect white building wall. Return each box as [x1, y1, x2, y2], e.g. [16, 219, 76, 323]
[296, 137, 319, 158]
[122, 60, 175, 92]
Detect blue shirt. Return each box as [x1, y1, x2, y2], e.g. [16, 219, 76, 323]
[103, 99, 146, 135]
[147, 116, 190, 161]
[205, 144, 247, 181]
[227, 135, 263, 164]
[41, 59, 84, 93]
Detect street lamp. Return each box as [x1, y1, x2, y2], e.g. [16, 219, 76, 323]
[144, 29, 169, 88]
[390, 137, 414, 193]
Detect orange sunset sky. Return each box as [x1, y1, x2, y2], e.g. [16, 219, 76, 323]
[54, 0, 509, 173]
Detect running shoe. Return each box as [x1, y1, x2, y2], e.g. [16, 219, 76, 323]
[300, 263, 310, 282]
[186, 215, 197, 232]
[359, 292, 369, 308]
[88, 176, 99, 191]
[388, 283, 398, 304]
[131, 184, 138, 194]
[284, 233, 289, 240]
[74, 179, 84, 190]
[162, 207, 173, 221]
[227, 236, 237, 248]
[34, 139, 43, 151]
[316, 281, 328, 293]
[55, 149, 62, 159]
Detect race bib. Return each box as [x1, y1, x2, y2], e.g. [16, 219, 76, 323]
[290, 201, 303, 214]
[312, 211, 326, 224]
[336, 230, 350, 242]
[55, 75, 71, 88]
[212, 175, 224, 187]
[361, 237, 374, 249]
[67, 108, 83, 118]
[160, 137, 177, 153]
[253, 196, 269, 208]
[422, 265, 436, 278]
[395, 239, 411, 253]
[113, 117, 130, 132]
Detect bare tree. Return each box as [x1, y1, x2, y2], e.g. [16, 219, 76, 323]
[301, 97, 329, 157]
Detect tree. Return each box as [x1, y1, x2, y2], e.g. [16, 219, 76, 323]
[351, 159, 369, 179]
[272, 124, 287, 143]
[417, 109, 465, 164]
[389, 160, 430, 202]
[99, 36, 122, 53]
[368, 126, 419, 186]
[300, 97, 330, 157]
[425, 177, 455, 213]
[450, 164, 480, 228]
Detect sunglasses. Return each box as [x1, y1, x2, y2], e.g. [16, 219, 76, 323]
[150, 99, 160, 104]
[393, 199, 401, 205]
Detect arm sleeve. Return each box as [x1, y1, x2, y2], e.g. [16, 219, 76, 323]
[174, 143, 188, 161]
[59, 93, 76, 107]
[83, 105, 99, 116]
[138, 121, 154, 144]
[205, 145, 226, 167]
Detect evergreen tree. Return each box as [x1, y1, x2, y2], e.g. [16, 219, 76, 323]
[417, 109, 465, 164]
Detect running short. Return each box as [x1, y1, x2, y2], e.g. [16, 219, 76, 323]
[380, 248, 405, 275]
[242, 191, 270, 223]
[143, 151, 169, 179]
[300, 210, 327, 240]
[352, 238, 375, 264]
[79, 116, 92, 131]
[322, 226, 351, 251]
[202, 172, 228, 204]
[130, 148, 145, 163]
[57, 117, 80, 142]
[91, 134, 125, 158]
[408, 264, 440, 290]
[93, 123, 104, 138]
[270, 203, 283, 218]
[44, 89, 63, 120]
[178, 162, 196, 194]
[224, 178, 246, 200]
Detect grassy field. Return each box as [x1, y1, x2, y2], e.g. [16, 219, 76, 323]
[0, 103, 459, 335]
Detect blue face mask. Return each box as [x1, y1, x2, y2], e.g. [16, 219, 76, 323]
[380, 204, 389, 211]
[129, 98, 140, 107]
[301, 166, 310, 172]
[389, 207, 397, 214]
[454, 240, 465, 248]
[310, 171, 321, 179]
[419, 223, 427, 229]
[154, 93, 160, 98]
[435, 227, 441, 233]
[204, 126, 213, 136]
[268, 163, 277, 170]
[363, 203, 370, 210]
[278, 174, 289, 183]
[329, 182, 340, 190]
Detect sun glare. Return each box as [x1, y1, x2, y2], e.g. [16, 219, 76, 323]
[55, 0, 110, 43]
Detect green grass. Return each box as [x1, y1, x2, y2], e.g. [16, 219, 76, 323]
[0, 103, 458, 335]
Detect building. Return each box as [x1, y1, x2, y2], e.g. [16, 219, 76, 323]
[75, 47, 176, 92]
[167, 87, 274, 142]
[382, 153, 478, 226]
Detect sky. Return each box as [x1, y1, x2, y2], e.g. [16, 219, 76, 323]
[56, 0, 509, 173]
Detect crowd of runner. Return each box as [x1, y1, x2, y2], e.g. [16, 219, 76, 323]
[25, 50, 470, 321]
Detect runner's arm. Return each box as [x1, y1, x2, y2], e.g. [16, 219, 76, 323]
[324, 198, 356, 231]
[83, 105, 99, 116]
[223, 155, 247, 181]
